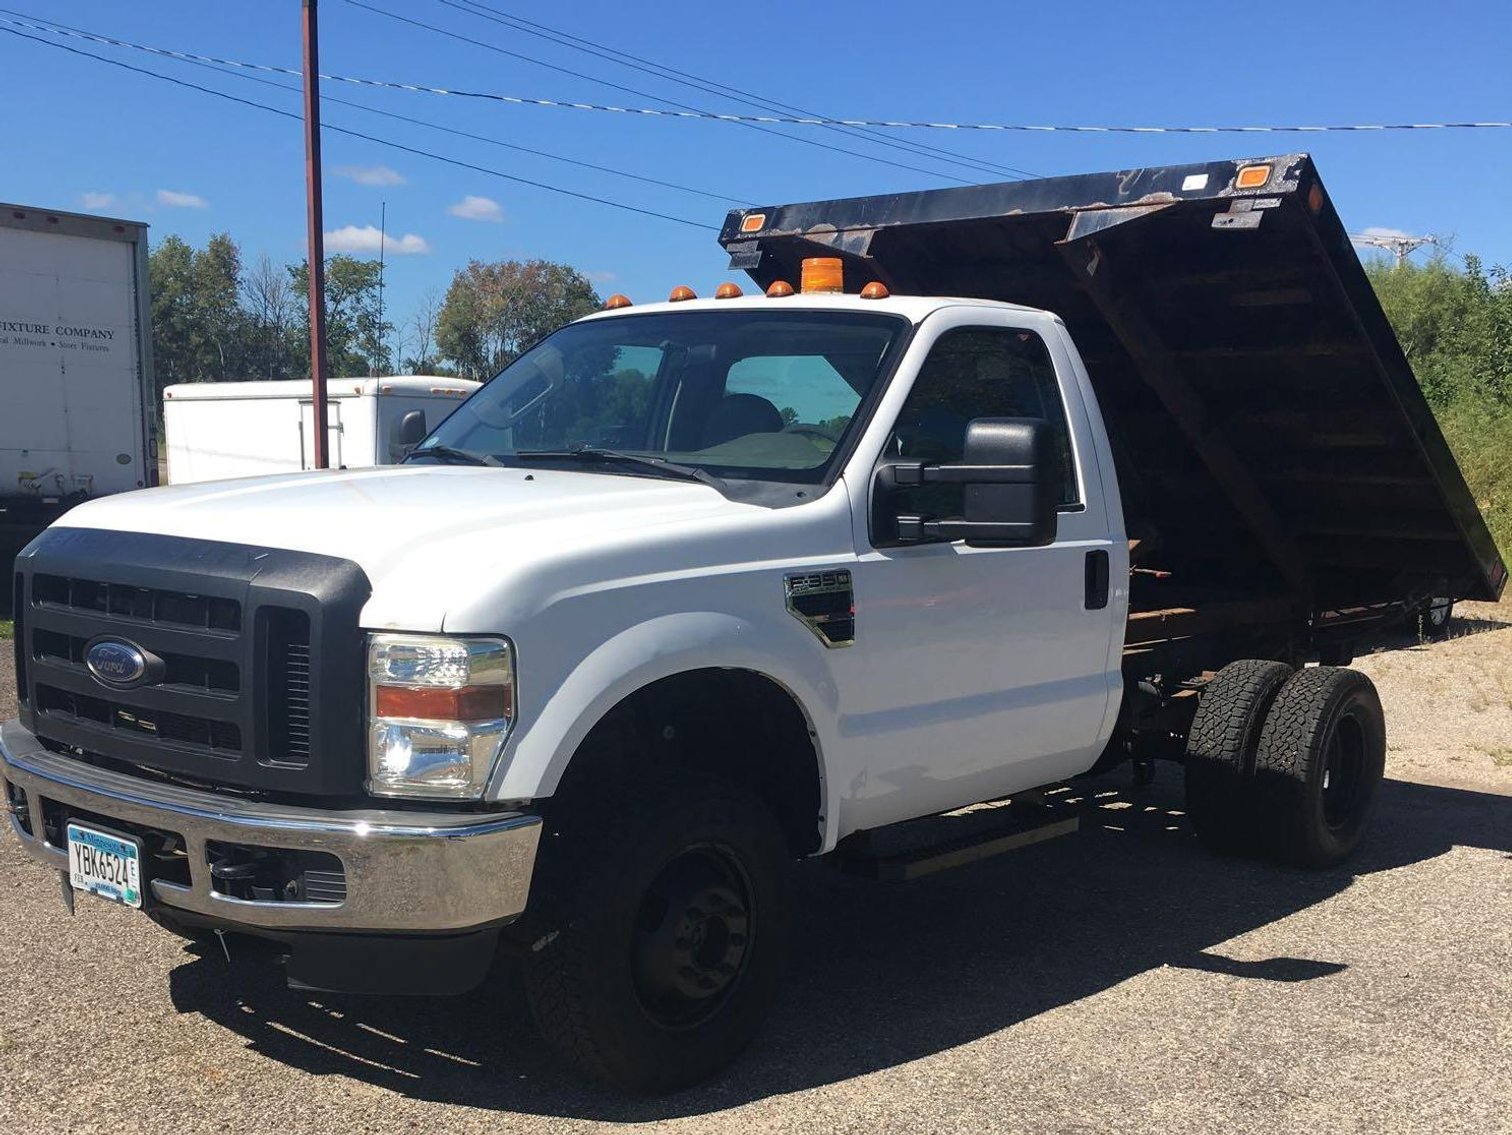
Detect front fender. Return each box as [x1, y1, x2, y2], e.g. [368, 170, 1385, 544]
[490, 611, 840, 840]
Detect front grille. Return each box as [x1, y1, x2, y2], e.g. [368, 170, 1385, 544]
[32, 629, 240, 694]
[35, 686, 242, 754]
[33, 573, 241, 632]
[263, 609, 312, 766]
[14, 528, 371, 798]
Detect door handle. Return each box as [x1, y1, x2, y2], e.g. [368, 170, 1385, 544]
[1084, 549, 1110, 610]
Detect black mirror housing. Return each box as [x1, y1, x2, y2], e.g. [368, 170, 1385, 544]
[958, 417, 1058, 547]
[397, 409, 429, 446]
[874, 417, 1059, 548]
[390, 409, 429, 462]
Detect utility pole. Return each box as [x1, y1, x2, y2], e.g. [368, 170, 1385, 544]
[301, 0, 331, 468]
[376, 200, 386, 377]
[1351, 231, 1439, 269]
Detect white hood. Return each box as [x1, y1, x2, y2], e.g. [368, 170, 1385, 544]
[56, 466, 767, 630]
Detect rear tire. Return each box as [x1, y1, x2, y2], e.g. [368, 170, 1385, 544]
[521, 773, 791, 1093]
[1184, 659, 1294, 856]
[1420, 596, 1455, 640]
[1252, 667, 1386, 868]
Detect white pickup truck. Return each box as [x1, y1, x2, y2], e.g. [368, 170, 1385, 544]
[3, 156, 1504, 1093]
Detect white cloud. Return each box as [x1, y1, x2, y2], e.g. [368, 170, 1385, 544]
[447, 194, 503, 222]
[334, 164, 406, 187]
[157, 189, 208, 209]
[323, 224, 431, 255]
[585, 269, 618, 285]
[80, 192, 118, 211]
[1355, 226, 1415, 242]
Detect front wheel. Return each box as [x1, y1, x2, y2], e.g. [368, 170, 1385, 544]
[521, 774, 791, 1093]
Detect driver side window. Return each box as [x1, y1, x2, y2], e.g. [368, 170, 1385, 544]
[889, 326, 1079, 516]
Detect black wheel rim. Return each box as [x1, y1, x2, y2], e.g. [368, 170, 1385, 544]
[1321, 713, 1368, 830]
[1427, 598, 1451, 628]
[630, 844, 753, 1029]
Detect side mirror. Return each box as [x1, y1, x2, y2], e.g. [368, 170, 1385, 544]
[874, 417, 1059, 548]
[391, 409, 428, 461]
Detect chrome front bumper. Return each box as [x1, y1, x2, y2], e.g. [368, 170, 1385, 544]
[0, 718, 541, 934]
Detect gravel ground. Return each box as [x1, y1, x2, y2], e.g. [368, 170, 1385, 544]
[1, 605, 1509, 1135]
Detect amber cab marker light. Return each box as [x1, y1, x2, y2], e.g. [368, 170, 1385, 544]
[714, 282, 743, 299]
[860, 281, 890, 300]
[801, 257, 844, 295]
[604, 293, 633, 310]
[766, 280, 795, 298]
[1235, 164, 1272, 190]
[668, 285, 697, 302]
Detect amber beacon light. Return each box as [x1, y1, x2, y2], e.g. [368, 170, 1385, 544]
[800, 257, 844, 294]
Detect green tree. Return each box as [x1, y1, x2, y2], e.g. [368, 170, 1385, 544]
[1366, 249, 1512, 556]
[288, 255, 392, 378]
[148, 232, 248, 392]
[435, 258, 601, 380]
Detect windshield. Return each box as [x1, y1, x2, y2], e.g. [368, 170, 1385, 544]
[415, 310, 907, 486]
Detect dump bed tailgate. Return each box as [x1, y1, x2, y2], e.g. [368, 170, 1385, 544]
[720, 154, 1505, 608]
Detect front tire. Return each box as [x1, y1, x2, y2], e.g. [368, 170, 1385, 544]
[521, 774, 791, 1093]
[1252, 667, 1386, 868]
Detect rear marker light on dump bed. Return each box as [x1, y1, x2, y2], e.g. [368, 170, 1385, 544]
[1236, 164, 1272, 189]
[739, 212, 766, 233]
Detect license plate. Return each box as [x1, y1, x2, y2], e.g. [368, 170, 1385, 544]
[66, 822, 143, 909]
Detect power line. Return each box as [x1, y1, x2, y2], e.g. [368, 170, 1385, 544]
[0, 10, 745, 205]
[433, 0, 1036, 181]
[340, 0, 981, 185]
[1350, 231, 1442, 269]
[6, 12, 1505, 138]
[0, 23, 718, 231]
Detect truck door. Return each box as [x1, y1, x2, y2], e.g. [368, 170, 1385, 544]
[299, 400, 343, 469]
[837, 314, 1125, 832]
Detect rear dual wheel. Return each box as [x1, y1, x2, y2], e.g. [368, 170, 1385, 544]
[1185, 663, 1386, 868]
[1252, 666, 1386, 867]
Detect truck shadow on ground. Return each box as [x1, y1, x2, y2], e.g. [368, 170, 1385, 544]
[165, 773, 1511, 1120]
[1354, 613, 1510, 657]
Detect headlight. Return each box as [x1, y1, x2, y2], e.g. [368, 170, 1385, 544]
[366, 633, 515, 799]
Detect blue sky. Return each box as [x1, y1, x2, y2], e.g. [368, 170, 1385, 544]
[2, 0, 1509, 351]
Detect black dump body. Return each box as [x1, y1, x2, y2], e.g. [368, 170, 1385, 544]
[719, 154, 1506, 630]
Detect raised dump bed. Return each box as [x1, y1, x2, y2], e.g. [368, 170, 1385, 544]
[719, 154, 1506, 642]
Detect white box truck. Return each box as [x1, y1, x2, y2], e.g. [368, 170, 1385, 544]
[0, 203, 154, 564]
[162, 376, 478, 484]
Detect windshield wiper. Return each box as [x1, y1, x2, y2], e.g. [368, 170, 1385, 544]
[513, 447, 725, 491]
[404, 445, 505, 467]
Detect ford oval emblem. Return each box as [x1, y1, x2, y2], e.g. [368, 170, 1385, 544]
[85, 639, 150, 689]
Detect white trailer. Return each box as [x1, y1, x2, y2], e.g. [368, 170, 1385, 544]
[0, 202, 154, 543]
[162, 376, 478, 484]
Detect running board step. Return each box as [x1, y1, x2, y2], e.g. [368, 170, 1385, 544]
[837, 811, 1079, 882]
